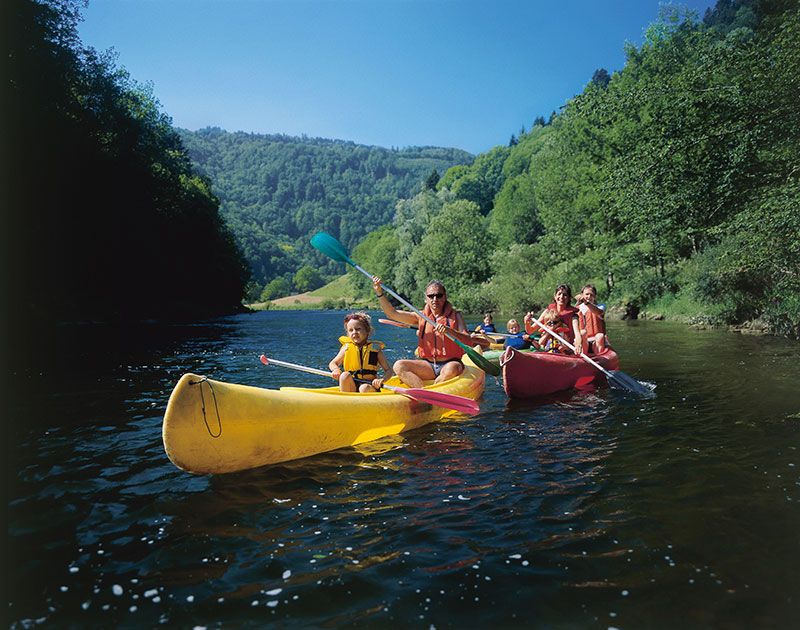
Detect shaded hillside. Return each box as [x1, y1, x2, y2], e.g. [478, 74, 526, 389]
[3, 0, 248, 366]
[178, 128, 472, 290]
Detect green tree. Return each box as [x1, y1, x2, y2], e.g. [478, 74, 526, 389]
[590, 68, 611, 88]
[424, 168, 440, 191]
[293, 265, 323, 293]
[392, 188, 455, 297]
[350, 225, 400, 296]
[178, 129, 473, 286]
[408, 200, 496, 300]
[448, 146, 510, 214]
[260, 277, 292, 301]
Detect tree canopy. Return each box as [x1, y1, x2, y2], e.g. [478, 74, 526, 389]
[352, 0, 800, 336]
[4, 0, 248, 338]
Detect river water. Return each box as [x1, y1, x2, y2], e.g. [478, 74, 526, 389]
[6, 310, 800, 627]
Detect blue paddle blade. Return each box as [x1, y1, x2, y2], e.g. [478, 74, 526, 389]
[609, 370, 656, 398]
[310, 232, 354, 265]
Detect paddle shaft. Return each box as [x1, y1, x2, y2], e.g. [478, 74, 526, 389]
[262, 356, 383, 385]
[259, 354, 479, 414]
[352, 263, 474, 354]
[263, 356, 332, 378]
[379, 318, 417, 330]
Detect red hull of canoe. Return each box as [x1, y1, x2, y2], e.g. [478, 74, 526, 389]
[501, 347, 620, 398]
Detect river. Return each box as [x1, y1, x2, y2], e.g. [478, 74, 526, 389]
[6, 310, 800, 627]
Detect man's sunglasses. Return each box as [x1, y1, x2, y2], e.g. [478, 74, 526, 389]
[426, 292, 445, 299]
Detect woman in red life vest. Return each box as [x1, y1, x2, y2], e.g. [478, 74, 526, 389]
[373, 277, 476, 388]
[575, 283, 608, 354]
[524, 284, 582, 353]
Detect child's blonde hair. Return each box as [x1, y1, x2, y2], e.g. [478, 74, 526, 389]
[506, 319, 519, 329]
[541, 308, 563, 329]
[343, 311, 372, 335]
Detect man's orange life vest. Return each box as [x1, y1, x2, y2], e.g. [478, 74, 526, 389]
[415, 303, 464, 362]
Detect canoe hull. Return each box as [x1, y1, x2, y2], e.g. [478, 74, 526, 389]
[163, 367, 484, 474]
[501, 348, 620, 398]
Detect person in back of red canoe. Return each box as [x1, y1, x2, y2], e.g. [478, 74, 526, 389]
[575, 283, 608, 355]
[372, 277, 476, 388]
[329, 311, 394, 392]
[524, 284, 582, 353]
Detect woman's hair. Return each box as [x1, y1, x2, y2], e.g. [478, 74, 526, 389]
[555, 284, 572, 300]
[343, 311, 372, 335]
[581, 283, 597, 294]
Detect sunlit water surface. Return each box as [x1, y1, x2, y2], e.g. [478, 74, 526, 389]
[7, 311, 800, 627]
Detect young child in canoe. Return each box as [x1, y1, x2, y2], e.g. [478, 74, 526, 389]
[534, 308, 571, 353]
[503, 319, 532, 350]
[474, 313, 496, 334]
[329, 312, 394, 393]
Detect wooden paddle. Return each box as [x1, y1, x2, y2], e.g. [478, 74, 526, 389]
[310, 231, 500, 376]
[259, 355, 481, 415]
[529, 316, 654, 398]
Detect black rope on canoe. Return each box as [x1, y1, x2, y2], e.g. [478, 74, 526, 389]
[189, 376, 222, 438]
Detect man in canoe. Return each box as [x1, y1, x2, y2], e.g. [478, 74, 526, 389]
[373, 277, 477, 388]
[524, 284, 582, 353]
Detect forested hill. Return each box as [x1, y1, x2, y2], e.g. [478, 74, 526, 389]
[349, 0, 799, 337]
[177, 128, 472, 291]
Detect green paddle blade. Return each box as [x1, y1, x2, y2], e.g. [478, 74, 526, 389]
[460, 342, 501, 377]
[310, 232, 354, 266]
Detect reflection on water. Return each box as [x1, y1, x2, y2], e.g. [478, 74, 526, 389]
[7, 312, 800, 627]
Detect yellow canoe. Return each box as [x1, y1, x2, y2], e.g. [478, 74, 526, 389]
[162, 363, 485, 474]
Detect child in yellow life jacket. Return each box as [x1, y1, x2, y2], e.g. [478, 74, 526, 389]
[329, 312, 394, 392]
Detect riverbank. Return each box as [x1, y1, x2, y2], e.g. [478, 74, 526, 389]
[248, 276, 780, 338]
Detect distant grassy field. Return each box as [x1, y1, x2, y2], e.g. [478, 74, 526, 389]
[249, 275, 373, 311]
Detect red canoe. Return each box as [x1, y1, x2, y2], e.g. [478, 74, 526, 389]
[500, 347, 620, 398]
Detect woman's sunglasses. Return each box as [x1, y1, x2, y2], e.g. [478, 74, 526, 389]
[426, 292, 445, 299]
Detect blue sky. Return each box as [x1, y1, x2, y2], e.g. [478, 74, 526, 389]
[78, 0, 717, 154]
